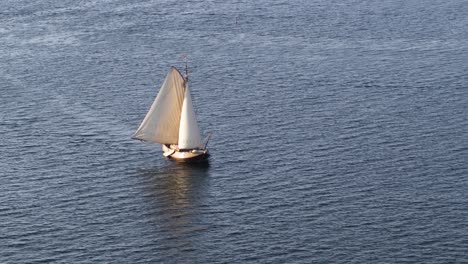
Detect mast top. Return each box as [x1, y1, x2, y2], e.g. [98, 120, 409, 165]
[181, 54, 188, 81]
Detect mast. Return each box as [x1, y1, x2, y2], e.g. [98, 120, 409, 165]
[182, 54, 189, 83]
[178, 55, 203, 149]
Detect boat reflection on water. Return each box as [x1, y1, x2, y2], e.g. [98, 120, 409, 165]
[137, 162, 211, 256]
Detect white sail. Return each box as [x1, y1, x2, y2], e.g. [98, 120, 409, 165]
[178, 82, 203, 149]
[132, 67, 185, 144]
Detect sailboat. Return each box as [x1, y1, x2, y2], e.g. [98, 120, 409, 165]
[132, 62, 210, 162]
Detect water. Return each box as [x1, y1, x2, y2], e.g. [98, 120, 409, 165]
[1, 0, 467, 263]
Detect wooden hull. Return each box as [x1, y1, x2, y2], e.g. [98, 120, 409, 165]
[162, 144, 209, 162]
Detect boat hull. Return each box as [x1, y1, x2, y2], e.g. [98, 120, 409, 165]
[162, 144, 209, 162]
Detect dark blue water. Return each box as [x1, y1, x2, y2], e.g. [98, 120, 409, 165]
[1, 0, 467, 263]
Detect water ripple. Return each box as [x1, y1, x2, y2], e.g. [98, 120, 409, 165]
[1, 0, 467, 263]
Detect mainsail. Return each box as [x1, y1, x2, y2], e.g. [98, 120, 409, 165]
[178, 82, 203, 149]
[132, 67, 185, 144]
